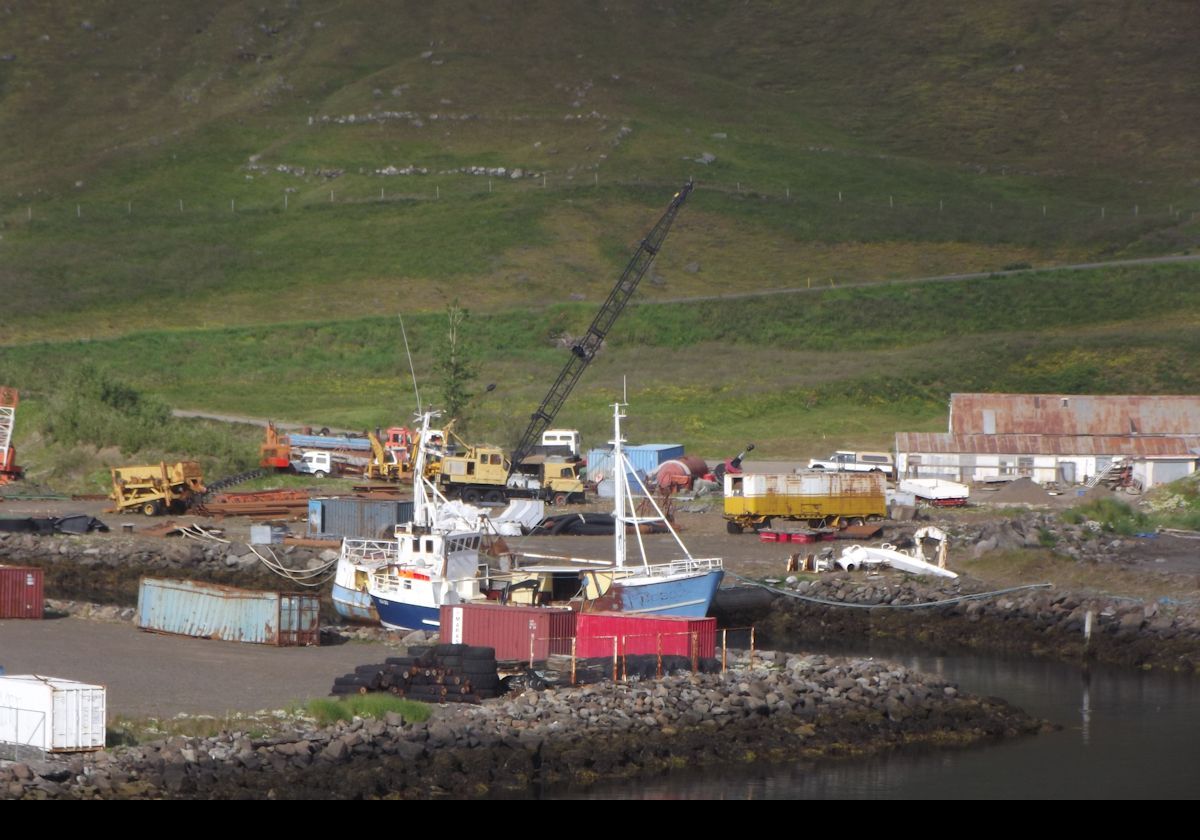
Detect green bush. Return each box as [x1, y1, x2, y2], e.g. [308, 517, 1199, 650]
[305, 695, 431, 727]
[1061, 497, 1149, 536]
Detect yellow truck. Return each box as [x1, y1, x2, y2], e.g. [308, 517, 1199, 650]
[110, 461, 206, 516]
[435, 442, 585, 505]
[723, 471, 886, 533]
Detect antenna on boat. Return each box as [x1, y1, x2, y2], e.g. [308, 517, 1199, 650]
[399, 314, 422, 415]
[622, 375, 627, 404]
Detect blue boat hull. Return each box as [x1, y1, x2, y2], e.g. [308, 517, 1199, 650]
[602, 569, 725, 617]
[370, 595, 441, 631]
[331, 582, 379, 624]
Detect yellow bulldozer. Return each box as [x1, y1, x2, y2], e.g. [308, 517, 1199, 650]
[110, 461, 206, 516]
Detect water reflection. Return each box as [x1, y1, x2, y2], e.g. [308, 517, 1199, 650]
[553, 643, 1200, 799]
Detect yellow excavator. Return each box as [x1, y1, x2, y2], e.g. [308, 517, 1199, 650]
[364, 429, 415, 482]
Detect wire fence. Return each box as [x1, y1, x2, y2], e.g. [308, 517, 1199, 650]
[5, 173, 1197, 245]
[533, 625, 757, 684]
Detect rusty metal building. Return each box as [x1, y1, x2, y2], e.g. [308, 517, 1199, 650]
[896, 394, 1200, 488]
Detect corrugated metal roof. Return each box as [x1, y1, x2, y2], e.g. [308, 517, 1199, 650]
[948, 394, 1200, 436]
[896, 432, 1200, 457]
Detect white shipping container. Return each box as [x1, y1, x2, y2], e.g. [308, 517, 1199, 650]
[0, 675, 106, 753]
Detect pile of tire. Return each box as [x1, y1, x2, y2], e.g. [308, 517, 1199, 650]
[330, 643, 502, 703]
[530, 512, 668, 536]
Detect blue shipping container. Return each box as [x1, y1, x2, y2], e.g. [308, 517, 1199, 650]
[307, 498, 415, 539]
[586, 445, 684, 478]
[136, 578, 320, 646]
[623, 444, 686, 474]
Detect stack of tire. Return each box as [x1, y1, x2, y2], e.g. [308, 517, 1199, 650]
[329, 644, 502, 703]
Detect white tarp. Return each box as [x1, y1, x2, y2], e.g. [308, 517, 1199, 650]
[432, 499, 488, 532]
[489, 499, 546, 535]
[899, 478, 969, 501]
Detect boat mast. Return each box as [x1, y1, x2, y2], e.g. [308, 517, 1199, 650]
[412, 411, 435, 528]
[611, 402, 627, 570]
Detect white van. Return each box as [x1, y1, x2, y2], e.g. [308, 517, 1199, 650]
[294, 450, 335, 478]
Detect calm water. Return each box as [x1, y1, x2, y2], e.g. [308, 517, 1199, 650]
[555, 643, 1200, 799]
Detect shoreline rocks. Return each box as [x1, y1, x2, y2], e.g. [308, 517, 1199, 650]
[0, 652, 1043, 800]
[738, 574, 1200, 673]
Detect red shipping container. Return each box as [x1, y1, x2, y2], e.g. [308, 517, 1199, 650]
[575, 613, 716, 660]
[440, 603, 576, 662]
[0, 566, 44, 619]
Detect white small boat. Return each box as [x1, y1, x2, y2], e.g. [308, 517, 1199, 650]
[837, 526, 957, 579]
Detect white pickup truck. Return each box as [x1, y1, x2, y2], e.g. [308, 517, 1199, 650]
[292, 450, 363, 478]
[806, 450, 895, 478]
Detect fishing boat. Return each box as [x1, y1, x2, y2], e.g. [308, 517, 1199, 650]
[574, 403, 724, 616]
[343, 405, 723, 629]
[328, 412, 487, 630]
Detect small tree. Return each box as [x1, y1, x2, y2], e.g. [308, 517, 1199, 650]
[434, 302, 479, 430]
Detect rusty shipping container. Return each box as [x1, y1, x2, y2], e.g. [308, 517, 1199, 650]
[137, 578, 320, 646]
[307, 498, 415, 539]
[0, 566, 43, 619]
[440, 603, 576, 662]
[575, 613, 716, 659]
[723, 471, 887, 531]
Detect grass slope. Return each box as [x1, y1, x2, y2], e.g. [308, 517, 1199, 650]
[3, 261, 1198, 491]
[0, 2, 1197, 342]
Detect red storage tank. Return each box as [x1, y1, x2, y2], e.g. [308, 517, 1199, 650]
[0, 566, 43, 619]
[652, 456, 709, 492]
[440, 603, 577, 662]
[575, 613, 716, 659]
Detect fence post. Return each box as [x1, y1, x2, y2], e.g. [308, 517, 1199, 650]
[691, 631, 699, 673]
[750, 625, 756, 665]
[570, 637, 577, 686]
[529, 631, 535, 669]
[656, 633, 663, 679]
[722, 629, 728, 672]
[612, 636, 618, 683]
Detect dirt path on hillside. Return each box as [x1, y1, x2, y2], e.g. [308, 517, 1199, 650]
[649, 253, 1200, 307]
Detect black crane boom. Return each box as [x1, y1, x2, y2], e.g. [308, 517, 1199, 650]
[508, 181, 694, 474]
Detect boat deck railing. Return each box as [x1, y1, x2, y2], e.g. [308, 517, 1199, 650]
[341, 538, 398, 565]
[638, 557, 724, 578]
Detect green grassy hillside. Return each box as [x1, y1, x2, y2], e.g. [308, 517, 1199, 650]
[2, 2, 1198, 488]
[1, 1, 1197, 342]
[4, 261, 1199, 490]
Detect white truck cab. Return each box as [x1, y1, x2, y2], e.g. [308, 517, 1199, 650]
[541, 429, 581, 457]
[807, 450, 894, 478]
